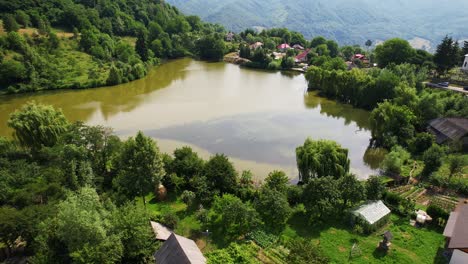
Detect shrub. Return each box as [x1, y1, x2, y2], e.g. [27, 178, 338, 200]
[161, 211, 179, 229]
[426, 204, 449, 222]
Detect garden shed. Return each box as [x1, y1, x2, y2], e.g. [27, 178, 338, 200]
[351, 200, 391, 233]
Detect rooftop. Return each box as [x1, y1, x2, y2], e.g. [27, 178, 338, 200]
[428, 118, 468, 143]
[444, 205, 468, 249]
[154, 233, 206, 264]
[352, 200, 391, 225]
[151, 221, 173, 241]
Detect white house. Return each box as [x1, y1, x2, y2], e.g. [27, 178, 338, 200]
[462, 54, 468, 71]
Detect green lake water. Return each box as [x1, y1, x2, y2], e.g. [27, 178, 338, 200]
[0, 58, 385, 180]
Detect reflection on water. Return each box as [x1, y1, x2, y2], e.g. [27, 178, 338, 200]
[0, 58, 383, 180]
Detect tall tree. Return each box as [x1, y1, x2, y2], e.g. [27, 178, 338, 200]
[302, 176, 341, 220]
[8, 102, 69, 152]
[2, 14, 19, 32]
[339, 174, 365, 208]
[365, 39, 373, 51]
[113, 131, 165, 206]
[135, 30, 150, 62]
[375, 38, 415, 68]
[296, 139, 350, 183]
[365, 176, 385, 200]
[263, 170, 289, 194]
[204, 154, 238, 194]
[254, 189, 292, 232]
[434, 36, 460, 74]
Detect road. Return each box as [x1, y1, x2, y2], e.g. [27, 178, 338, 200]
[425, 82, 468, 95]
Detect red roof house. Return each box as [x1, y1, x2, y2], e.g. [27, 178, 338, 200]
[295, 49, 311, 63]
[277, 43, 291, 51]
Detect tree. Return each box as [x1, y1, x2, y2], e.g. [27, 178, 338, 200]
[208, 194, 261, 240]
[196, 34, 226, 61]
[408, 133, 435, 155]
[181, 190, 196, 206]
[422, 144, 445, 176]
[3, 14, 19, 32]
[8, 102, 69, 151]
[302, 176, 341, 219]
[365, 176, 385, 200]
[339, 174, 365, 208]
[448, 156, 466, 178]
[296, 139, 350, 183]
[288, 238, 329, 264]
[369, 101, 416, 148]
[135, 30, 150, 62]
[263, 170, 289, 194]
[365, 39, 373, 51]
[310, 36, 327, 48]
[113, 131, 165, 206]
[254, 189, 292, 232]
[434, 35, 460, 74]
[34, 188, 123, 263]
[375, 38, 415, 68]
[106, 64, 122, 85]
[204, 154, 238, 194]
[382, 145, 411, 175]
[281, 56, 295, 69]
[15, 11, 30, 28]
[0, 206, 26, 257]
[169, 146, 204, 186]
[112, 203, 157, 263]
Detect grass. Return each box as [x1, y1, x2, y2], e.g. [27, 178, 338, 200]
[141, 192, 447, 263]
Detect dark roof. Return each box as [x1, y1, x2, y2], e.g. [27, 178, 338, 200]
[428, 118, 468, 144]
[154, 233, 206, 264]
[444, 205, 468, 249]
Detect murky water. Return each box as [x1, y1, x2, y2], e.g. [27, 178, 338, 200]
[0, 58, 384, 180]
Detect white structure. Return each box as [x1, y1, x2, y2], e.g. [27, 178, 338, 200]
[150, 221, 173, 241]
[352, 200, 391, 225]
[462, 54, 468, 71]
[450, 249, 468, 264]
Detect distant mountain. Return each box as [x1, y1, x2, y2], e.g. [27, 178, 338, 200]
[167, 0, 468, 49]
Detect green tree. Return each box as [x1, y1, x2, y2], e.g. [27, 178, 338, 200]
[169, 146, 204, 186]
[365, 176, 385, 200]
[375, 38, 415, 68]
[382, 145, 411, 175]
[255, 189, 292, 232]
[15, 11, 30, 28]
[303, 176, 341, 219]
[208, 194, 261, 240]
[288, 238, 329, 264]
[296, 138, 350, 183]
[448, 155, 466, 178]
[3, 14, 19, 32]
[434, 35, 460, 74]
[196, 34, 226, 61]
[34, 188, 123, 264]
[106, 64, 122, 85]
[8, 102, 69, 151]
[135, 30, 150, 62]
[422, 144, 445, 176]
[310, 36, 327, 48]
[339, 174, 365, 208]
[365, 39, 373, 51]
[204, 154, 238, 194]
[113, 131, 165, 206]
[369, 101, 416, 148]
[408, 133, 435, 155]
[263, 170, 289, 194]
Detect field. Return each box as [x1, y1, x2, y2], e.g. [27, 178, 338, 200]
[143, 193, 447, 263]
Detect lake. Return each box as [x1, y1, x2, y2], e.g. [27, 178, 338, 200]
[0, 58, 384, 181]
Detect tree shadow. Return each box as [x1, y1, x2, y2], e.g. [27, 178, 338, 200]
[372, 247, 387, 259]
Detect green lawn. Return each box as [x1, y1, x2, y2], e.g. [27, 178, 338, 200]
[142, 194, 447, 263]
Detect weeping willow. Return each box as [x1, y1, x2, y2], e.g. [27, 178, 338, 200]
[296, 138, 350, 183]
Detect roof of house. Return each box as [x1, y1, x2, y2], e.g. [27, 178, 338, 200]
[353, 54, 366, 59]
[450, 249, 468, 264]
[428, 118, 468, 143]
[295, 49, 311, 61]
[277, 43, 291, 49]
[151, 221, 173, 241]
[352, 200, 391, 225]
[444, 205, 468, 249]
[154, 233, 206, 264]
[293, 44, 304, 49]
[249, 42, 263, 49]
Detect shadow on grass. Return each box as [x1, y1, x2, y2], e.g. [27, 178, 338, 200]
[286, 211, 347, 239]
[432, 246, 449, 264]
[372, 247, 387, 259]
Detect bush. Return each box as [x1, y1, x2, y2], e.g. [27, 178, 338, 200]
[161, 212, 179, 229]
[426, 204, 449, 222]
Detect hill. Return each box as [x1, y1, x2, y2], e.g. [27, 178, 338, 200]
[167, 0, 468, 48]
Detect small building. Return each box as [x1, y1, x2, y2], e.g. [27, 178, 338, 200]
[427, 118, 468, 149]
[225, 32, 235, 42]
[294, 49, 311, 63]
[450, 249, 468, 264]
[150, 221, 173, 241]
[154, 233, 206, 264]
[416, 210, 432, 225]
[249, 42, 263, 50]
[462, 54, 468, 71]
[444, 205, 468, 254]
[351, 200, 391, 233]
[277, 43, 291, 52]
[272, 52, 286, 60]
[292, 44, 304, 50]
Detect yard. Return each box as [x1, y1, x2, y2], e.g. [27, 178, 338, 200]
[143, 193, 447, 263]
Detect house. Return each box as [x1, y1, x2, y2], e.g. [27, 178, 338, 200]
[294, 49, 311, 63]
[292, 44, 304, 50]
[450, 249, 468, 264]
[277, 43, 291, 52]
[225, 32, 235, 42]
[150, 221, 172, 241]
[249, 42, 263, 50]
[427, 118, 468, 149]
[272, 52, 286, 60]
[351, 200, 391, 233]
[352, 54, 370, 65]
[154, 233, 206, 264]
[444, 205, 468, 254]
[462, 55, 468, 71]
